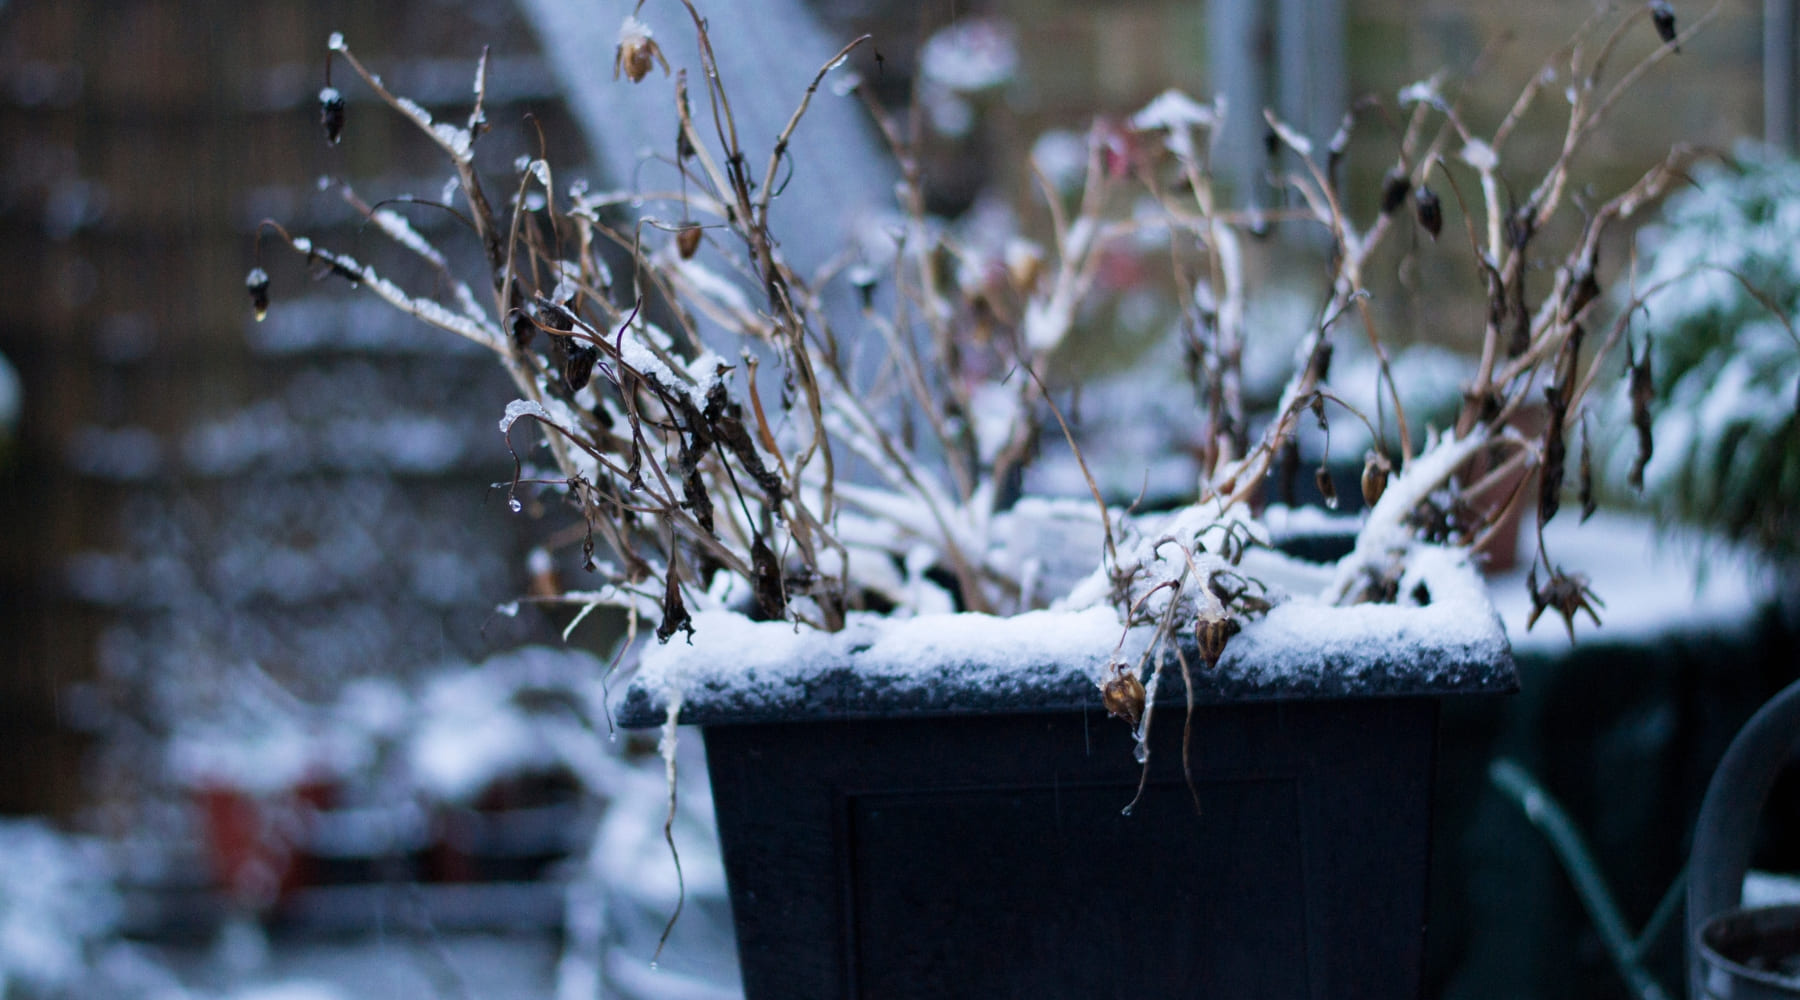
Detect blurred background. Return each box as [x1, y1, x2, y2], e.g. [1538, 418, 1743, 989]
[0, 0, 1796, 997]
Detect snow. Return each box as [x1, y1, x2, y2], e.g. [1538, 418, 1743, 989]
[623, 544, 1513, 726]
[1398, 78, 1440, 106]
[0, 820, 120, 997]
[1488, 510, 1780, 653]
[631, 605, 1139, 722]
[1131, 90, 1221, 162]
[368, 208, 445, 268]
[616, 15, 652, 50]
[1029, 130, 1089, 195]
[500, 398, 552, 434]
[1459, 138, 1498, 171]
[918, 19, 1017, 93]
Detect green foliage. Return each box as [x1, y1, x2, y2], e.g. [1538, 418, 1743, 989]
[1612, 146, 1800, 558]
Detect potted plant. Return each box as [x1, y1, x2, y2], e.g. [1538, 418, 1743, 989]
[250, 3, 1707, 993]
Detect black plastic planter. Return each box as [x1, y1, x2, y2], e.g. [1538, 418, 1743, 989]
[618, 553, 1516, 999]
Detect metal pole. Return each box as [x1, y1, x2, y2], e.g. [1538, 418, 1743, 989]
[1768, 0, 1797, 151]
[1208, 0, 1269, 206]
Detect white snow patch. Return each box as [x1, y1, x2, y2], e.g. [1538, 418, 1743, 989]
[1459, 138, 1498, 171]
[1488, 510, 1780, 651]
[1132, 89, 1221, 161]
[919, 19, 1017, 93]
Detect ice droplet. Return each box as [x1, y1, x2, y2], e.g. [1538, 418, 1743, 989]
[1120, 803, 1135, 816]
[508, 496, 522, 513]
[1133, 742, 1149, 764]
[1323, 493, 1339, 510]
[648, 961, 659, 972]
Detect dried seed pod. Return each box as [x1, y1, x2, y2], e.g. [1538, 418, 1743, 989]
[1315, 466, 1339, 510]
[1196, 615, 1240, 669]
[1361, 449, 1391, 507]
[750, 532, 786, 621]
[245, 267, 270, 321]
[1538, 384, 1567, 528]
[1004, 237, 1045, 294]
[1650, 0, 1679, 49]
[1380, 171, 1412, 215]
[1415, 186, 1443, 239]
[1627, 337, 1656, 490]
[614, 16, 667, 83]
[563, 340, 599, 393]
[847, 264, 877, 310]
[655, 568, 694, 644]
[541, 301, 574, 334]
[1303, 339, 1334, 385]
[319, 86, 345, 144]
[1278, 438, 1301, 506]
[1101, 669, 1145, 727]
[1578, 417, 1596, 523]
[676, 222, 702, 260]
[511, 307, 537, 351]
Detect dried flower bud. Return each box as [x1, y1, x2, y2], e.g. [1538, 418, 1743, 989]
[1278, 438, 1301, 506]
[563, 340, 599, 393]
[1415, 186, 1443, 239]
[614, 16, 667, 83]
[1380, 171, 1412, 215]
[527, 547, 559, 600]
[1538, 385, 1567, 528]
[1316, 466, 1338, 510]
[1361, 450, 1391, 507]
[751, 533, 786, 621]
[511, 308, 537, 351]
[1196, 615, 1240, 669]
[1650, 0, 1679, 49]
[847, 264, 877, 310]
[1101, 669, 1145, 727]
[676, 222, 702, 260]
[1004, 237, 1045, 294]
[1628, 337, 1655, 490]
[1578, 418, 1596, 523]
[319, 86, 345, 144]
[656, 568, 694, 644]
[245, 267, 270, 321]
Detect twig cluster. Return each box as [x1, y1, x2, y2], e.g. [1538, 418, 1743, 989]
[250, 1, 1718, 662]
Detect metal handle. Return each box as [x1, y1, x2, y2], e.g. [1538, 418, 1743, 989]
[1687, 678, 1800, 999]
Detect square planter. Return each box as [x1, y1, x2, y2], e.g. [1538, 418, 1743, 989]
[617, 548, 1515, 999]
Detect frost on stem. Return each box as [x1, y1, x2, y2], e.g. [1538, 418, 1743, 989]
[256, 2, 1717, 770]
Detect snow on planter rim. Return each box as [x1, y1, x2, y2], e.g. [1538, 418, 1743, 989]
[615, 544, 1515, 728]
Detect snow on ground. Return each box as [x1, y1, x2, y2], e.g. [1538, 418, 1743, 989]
[1488, 509, 1783, 653]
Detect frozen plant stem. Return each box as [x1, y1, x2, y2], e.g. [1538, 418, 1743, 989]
[254, 2, 1720, 745]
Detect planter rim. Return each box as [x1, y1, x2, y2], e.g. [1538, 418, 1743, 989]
[616, 545, 1516, 728]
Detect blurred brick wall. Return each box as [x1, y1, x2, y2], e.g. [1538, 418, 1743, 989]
[0, 0, 578, 819]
